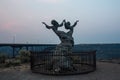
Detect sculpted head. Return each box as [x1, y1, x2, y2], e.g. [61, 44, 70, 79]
[65, 21, 71, 29]
[51, 20, 59, 26]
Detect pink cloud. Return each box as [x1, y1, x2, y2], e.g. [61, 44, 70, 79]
[1, 21, 22, 32]
[4, 22, 16, 29]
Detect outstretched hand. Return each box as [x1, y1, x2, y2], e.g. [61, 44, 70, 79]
[76, 20, 79, 22]
[63, 19, 66, 22]
[42, 22, 46, 25]
[42, 22, 52, 29]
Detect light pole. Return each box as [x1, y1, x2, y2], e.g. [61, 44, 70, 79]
[12, 35, 16, 58]
[13, 35, 15, 44]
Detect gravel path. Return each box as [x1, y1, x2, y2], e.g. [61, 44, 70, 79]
[0, 62, 120, 80]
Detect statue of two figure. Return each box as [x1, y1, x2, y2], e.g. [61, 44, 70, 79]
[42, 20, 79, 72]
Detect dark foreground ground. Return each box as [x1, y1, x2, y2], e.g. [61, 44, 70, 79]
[0, 62, 120, 80]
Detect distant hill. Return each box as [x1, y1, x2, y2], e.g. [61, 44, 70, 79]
[0, 44, 120, 60]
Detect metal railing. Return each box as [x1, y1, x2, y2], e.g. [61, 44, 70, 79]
[30, 50, 96, 75]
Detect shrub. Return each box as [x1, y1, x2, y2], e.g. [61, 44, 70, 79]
[11, 59, 21, 66]
[72, 56, 81, 64]
[0, 53, 7, 63]
[4, 59, 21, 67]
[18, 49, 30, 63]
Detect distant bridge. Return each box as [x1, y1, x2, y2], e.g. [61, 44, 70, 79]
[0, 43, 56, 58]
[0, 43, 56, 47]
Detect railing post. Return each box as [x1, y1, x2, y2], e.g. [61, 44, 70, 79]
[93, 50, 96, 69]
[30, 51, 33, 70]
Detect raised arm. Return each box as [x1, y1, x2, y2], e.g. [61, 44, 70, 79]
[59, 19, 65, 27]
[42, 22, 53, 29]
[71, 20, 79, 28]
[67, 20, 79, 36]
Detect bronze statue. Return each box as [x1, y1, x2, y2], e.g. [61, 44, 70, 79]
[42, 19, 79, 72]
[42, 20, 78, 46]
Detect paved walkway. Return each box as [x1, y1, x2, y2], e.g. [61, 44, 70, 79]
[0, 62, 120, 80]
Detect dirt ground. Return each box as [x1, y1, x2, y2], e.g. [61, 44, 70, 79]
[0, 62, 120, 80]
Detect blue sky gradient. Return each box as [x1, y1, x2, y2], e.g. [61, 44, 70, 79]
[0, 0, 120, 44]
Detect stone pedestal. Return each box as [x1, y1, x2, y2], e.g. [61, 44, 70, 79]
[51, 44, 75, 72]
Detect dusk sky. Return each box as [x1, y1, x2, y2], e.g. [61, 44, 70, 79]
[0, 0, 120, 44]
